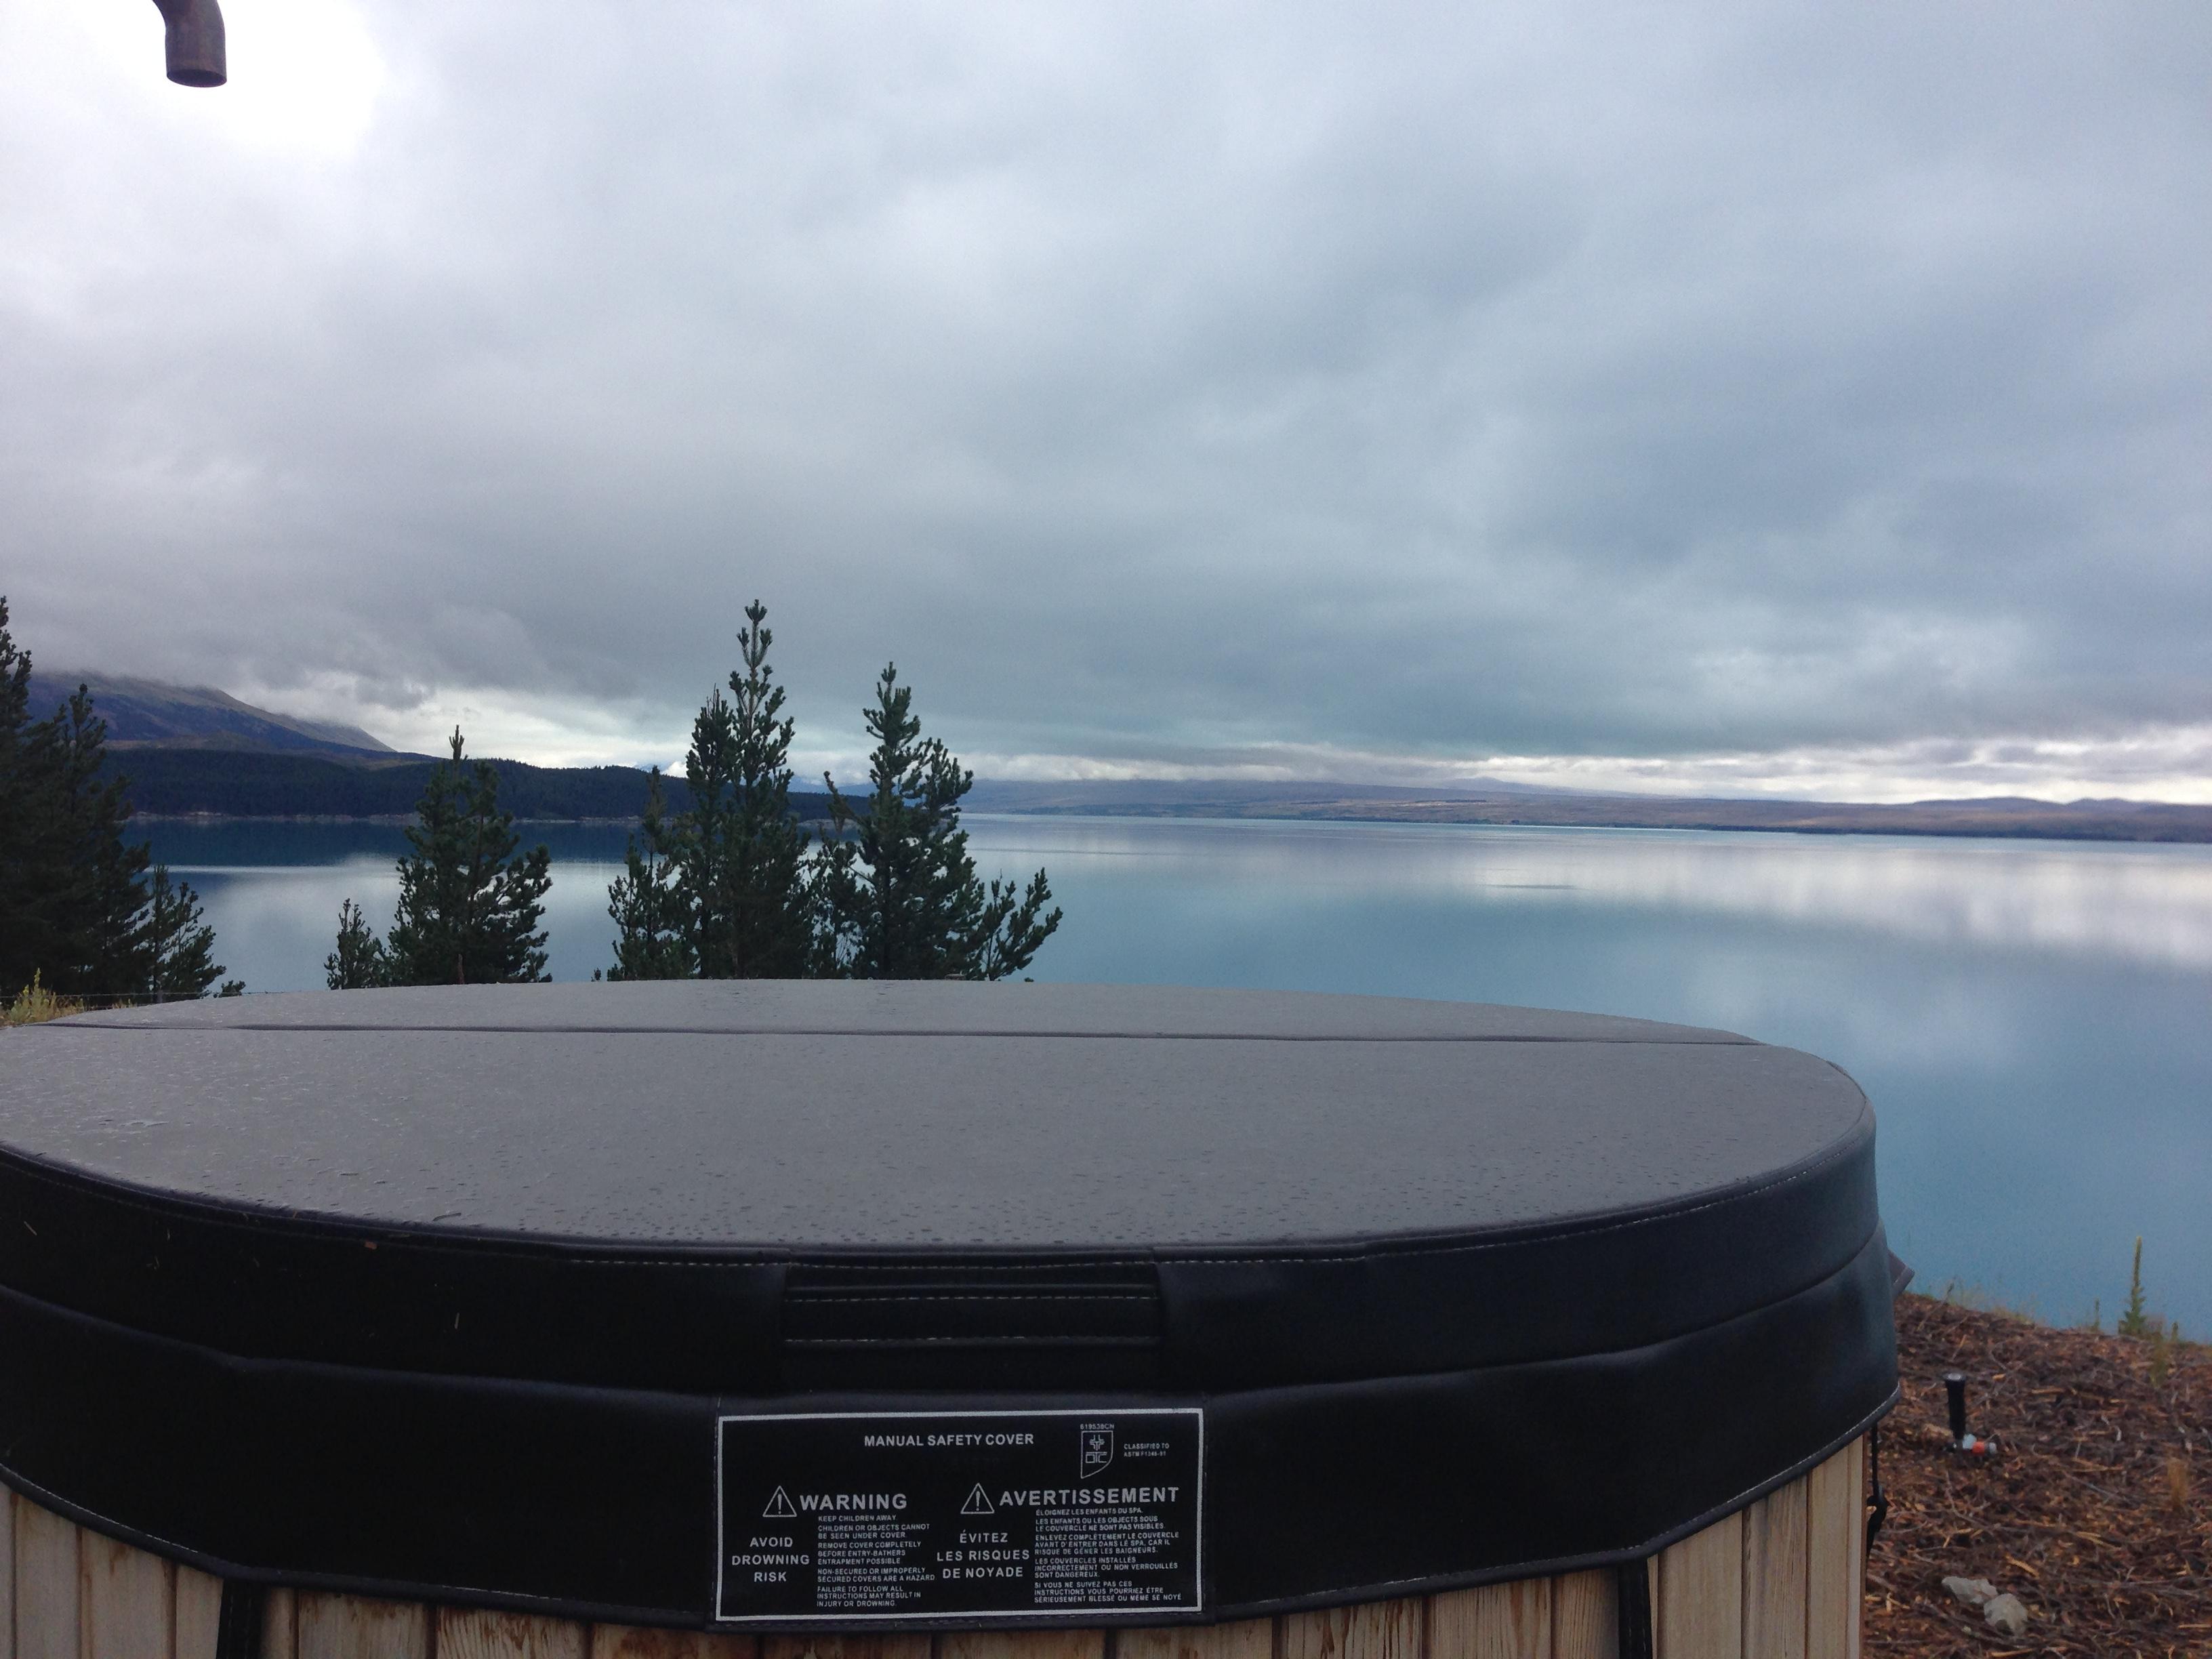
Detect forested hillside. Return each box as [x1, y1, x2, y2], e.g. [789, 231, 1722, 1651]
[103, 746, 832, 821]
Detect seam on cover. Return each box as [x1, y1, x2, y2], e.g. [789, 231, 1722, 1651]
[783, 1335, 1158, 1347]
[786, 1294, 1156, 1304]
[787, 1260, 1158, 1272]
[0, 1231, 1891, 1385]
[1248, 1221, 1894, 1387]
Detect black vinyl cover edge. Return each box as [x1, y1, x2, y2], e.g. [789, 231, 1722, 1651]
[0, 1228, 1898, 1629]
[0, 1107, 1876, 1395]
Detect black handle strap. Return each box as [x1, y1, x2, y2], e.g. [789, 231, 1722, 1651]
[1864, 1420, 1889, 1554]
[215, 1581, 265, 1659]
[1616, 1557, 1654, 1659]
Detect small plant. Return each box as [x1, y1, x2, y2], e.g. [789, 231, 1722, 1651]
[2082, 1298, 2102, 1333]
[2148, 1324, 2180, 1389]
[2118, 1237, 2154, 1338]
[325, 898, 390, 989]
[3, 972, 85, 1027]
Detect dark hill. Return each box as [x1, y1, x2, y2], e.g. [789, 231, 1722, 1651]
[104, 747, 832, 823]
[25, 672, 394, 758]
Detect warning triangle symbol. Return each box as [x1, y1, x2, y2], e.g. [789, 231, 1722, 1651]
[961, 1484, 996, 1517]
[762, 1486, 798, 1519]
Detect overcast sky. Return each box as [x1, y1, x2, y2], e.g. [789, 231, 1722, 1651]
[4, 2, 2207, 799]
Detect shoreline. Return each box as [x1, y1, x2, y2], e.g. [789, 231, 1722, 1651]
[986, 798, 2212, 845]
[125, 805, 2212, 846]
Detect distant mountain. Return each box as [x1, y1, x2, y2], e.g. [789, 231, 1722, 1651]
[34, 671, 2205, 840]
[962, 776, 1589, 812]
[24, 671, 398, 758]
[967, 783, 2212, 844]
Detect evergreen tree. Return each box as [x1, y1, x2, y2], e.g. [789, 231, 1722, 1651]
[604, 769, 691, 979]
[141, 865, 232, 1000]
[383, 728, 552, 985]
[0, 600, 35, 990]
[815, 665, 1060, 981]
[0, 598, 233, 998]
[605, 602, 813, 980]
[683, 601, 814, 976]
[325, 897, 389, 989]
[18, 685, 152, 993]
[0, 601, 50, 997]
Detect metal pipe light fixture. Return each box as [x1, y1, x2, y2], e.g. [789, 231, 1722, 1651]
[150, 0, 226, 86]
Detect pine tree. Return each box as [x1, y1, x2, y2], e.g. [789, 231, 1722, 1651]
[684, 602, 814, 976]
[1, 597, 237, 1000]
[815, 665, 1060, 980]
[141, 865, 231, 1000]
[604, 769, 691, 980]
[607, 601, 813, 980]
[325, 897, 390, 989]
[384, 728, 552, 985]
[3, 604, 143, 994]
[25, 687, 154, 993]
[0, 598, 47, 994]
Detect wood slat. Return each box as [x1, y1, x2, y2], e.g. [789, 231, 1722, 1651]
[935, 1633, 1105, 1659]
[438, 1610, 587, 1659]
[1804, 1441, 1860, 1659]
[758, 1639, 931, 1659]
[174, 1567, 224, 1659]
[759, 1639, 930, 1659]
[1, 1458, 1869, 1659]
[264, 1589, 299, 1659]
[12, 1500, 78, 1659]
[1112, 1619, 1271, 1659]
[1550, 1570, 1618, 1659]
[81, 1531, 174, 1659]
[1741, 1477, 1808, 1659]
[588, 1626, 757, 1659]
[1278, 1597, 1423, 1659]
[295, 1594, 428, 1659]
[1, 1486, 15, 1659]
[1427, 1579, 1551, 1659]
[1843, 1438, 1866, 1659]
[1656, 1510, 1742, 1659]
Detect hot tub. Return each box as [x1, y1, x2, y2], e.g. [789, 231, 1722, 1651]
[0, 983, 1897, 1659]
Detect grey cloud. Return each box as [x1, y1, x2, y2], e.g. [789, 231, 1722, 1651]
[3, 1, 2208, 788]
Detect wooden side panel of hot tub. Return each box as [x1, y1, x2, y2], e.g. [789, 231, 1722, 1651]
[2, 1445, 1865, 1659]
[12, 1489, 79, 1659]
[0, 1474, 13, 1659]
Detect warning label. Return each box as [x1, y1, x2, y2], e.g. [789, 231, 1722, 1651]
[714, 1409, 1202, 1623]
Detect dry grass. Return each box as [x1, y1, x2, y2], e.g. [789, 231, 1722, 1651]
[2, 972, 84, 1027]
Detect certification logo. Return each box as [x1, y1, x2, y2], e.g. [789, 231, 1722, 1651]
[1078, 1422, 1115, 1479]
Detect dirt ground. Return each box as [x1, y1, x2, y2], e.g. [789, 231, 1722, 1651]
[1868, 1294, 2210, 1656]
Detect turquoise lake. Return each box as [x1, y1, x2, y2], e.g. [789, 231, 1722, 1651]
[131, 813, 2211, 1335]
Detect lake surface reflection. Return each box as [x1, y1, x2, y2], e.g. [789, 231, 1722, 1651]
[134, 814, 2212, 1334]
